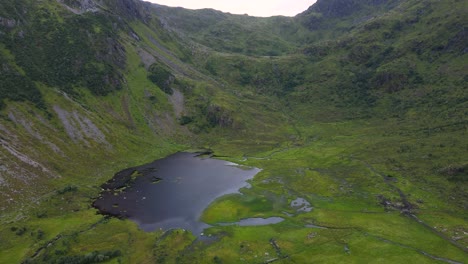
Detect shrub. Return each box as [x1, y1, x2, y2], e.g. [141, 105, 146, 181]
[148, 63, 175, 95]
[56, 185, 78, 195]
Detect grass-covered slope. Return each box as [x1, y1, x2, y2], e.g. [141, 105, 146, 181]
[0, 0, 466, 263]
[152, 4, 313, 56]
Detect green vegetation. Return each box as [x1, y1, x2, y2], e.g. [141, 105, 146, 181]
[0, 0, 466, 263]
[0, 49, 44, 109]
[1, 0, 124, 99]
[148, 62, 175, 95]
[152, 6, 304, 56]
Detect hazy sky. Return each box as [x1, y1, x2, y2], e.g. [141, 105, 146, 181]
[147, 0, 316, 17]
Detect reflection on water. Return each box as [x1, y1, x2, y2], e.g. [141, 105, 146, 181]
[219, 217, 285, 227]
[93, 152, 260, 234]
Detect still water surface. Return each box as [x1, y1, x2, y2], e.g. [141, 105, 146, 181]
[93, 152, 262, 234]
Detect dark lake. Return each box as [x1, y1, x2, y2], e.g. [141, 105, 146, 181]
[93, 152, 261, 234]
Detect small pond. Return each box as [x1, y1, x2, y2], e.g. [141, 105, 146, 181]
[93, 152, 262, 234]
[219, 217, 285, 227]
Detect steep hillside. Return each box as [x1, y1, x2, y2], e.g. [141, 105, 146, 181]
[0, 0, 466, 263]
[0, 0, 259, 214]
[152, 4, 311, 56]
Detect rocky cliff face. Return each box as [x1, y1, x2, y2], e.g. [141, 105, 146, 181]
[56, 0, 99, 14]
[57, 0, 151, 20]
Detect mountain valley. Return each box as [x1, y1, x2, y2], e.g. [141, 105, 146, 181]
[0, 0, 467, 263]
